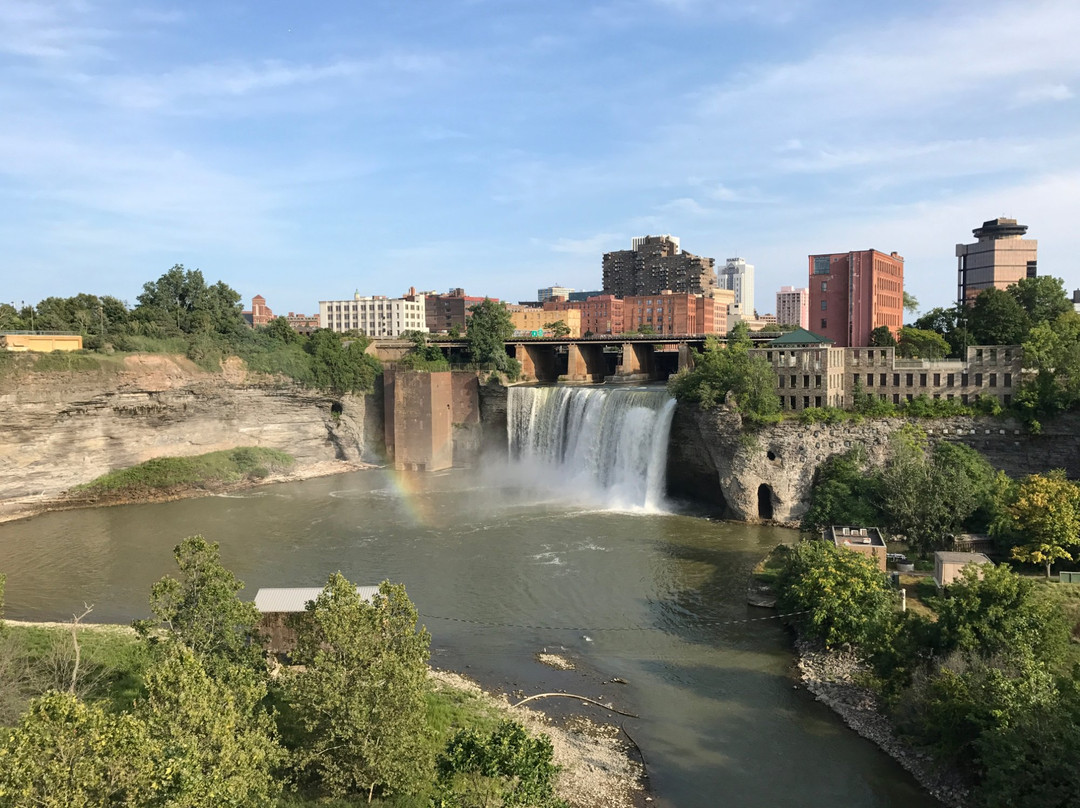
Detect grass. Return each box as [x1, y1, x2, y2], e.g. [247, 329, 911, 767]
[74, 447, 295, 497]
[898, 574, 939, 619]
[751, 543, 791, 586]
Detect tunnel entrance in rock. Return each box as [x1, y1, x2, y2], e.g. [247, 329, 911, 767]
[757, 484, 774, 520]
[330, 401, 343, 417]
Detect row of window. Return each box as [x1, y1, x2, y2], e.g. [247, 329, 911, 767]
[859, 371, 1012, 388]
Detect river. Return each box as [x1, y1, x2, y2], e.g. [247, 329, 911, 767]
[0, 465, 939, 807]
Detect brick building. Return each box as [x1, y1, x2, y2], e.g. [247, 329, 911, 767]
[602, 235, 718, 298]
[808, 249, 904, 347]
[956, 218, 1037, 304]
[415, 288, 494, 334]
[285, 312, 319, 335]
[622, 290, 734, 335]
[243, 295, 274, 327]
[543, 295, 624, 335]
[507, 306, 582, 337]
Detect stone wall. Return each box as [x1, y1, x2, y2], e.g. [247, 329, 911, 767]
[667, 403, 1080, 525]
[0, 355, 383, 501]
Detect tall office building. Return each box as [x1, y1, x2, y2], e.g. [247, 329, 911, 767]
[808, 250, 904, 347]
[956, 218, 1037, 304]
[718, 257, 755, 317]
[776, 286, 809, 329]
[602, 235, 718, 298]
[538, 285, 574, 302]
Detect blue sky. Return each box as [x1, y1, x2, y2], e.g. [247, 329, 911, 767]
[2, 0, 1079, 317]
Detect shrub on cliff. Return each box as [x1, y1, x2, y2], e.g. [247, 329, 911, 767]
[304, 329, 382, 394]
[667, 325, 780, 422]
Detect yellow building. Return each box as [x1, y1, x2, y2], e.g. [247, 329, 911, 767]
[0, 333, 84, 352]
[507, 307, 581, 337]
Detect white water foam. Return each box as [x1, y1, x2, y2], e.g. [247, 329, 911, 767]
[507, 385, 676, 512]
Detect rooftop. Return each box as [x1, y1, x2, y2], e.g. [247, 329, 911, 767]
[935, 551, 993, 565]
[254, 586, 380, 613]
[828, 526, 886, 547]
[973, 217, 1028, 240]
[768, 327, 834, 346]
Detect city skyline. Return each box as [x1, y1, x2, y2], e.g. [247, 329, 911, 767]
[2, 0, 1079, 315]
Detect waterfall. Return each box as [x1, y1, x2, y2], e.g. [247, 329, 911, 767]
[507, 385, 676, 512]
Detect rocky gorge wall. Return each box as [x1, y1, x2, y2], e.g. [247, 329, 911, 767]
[0, 355, 384, 502]
[667, 403, 1080, 525]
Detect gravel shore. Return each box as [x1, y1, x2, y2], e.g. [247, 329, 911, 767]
[794, 638, 970, 808]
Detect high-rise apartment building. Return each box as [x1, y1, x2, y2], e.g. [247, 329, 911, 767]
[808, 250, 904, 347]
[538, 285, 573, 302]
[776, 286, 809, 329]
[602, 235, 718, 298]
[319, 292, 428, 337]
[718, 258, 755, 317]
[956, 218, 1037, 304]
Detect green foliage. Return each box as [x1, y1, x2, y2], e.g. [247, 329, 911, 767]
[776, 540, 894, 648]
[667, 329, 781, 422]
[76, 447, 295, 496]
[305, 329, 382, 394]
[1012, 275, 1072, 325]
[1016, 311, 1080, 418]
[138, 644, 283, 807]
[284, 575, 432, 800]
[913, 306, 969, 358]
[968, 287, 1029, 346]
[466, 299, 518, 378]
[930, 564, 1070, 667]
[896, 327, 949, 360]
[800, 448, 885, 533]
[851, 378, 898, 416]
[868, 325, 896, 347]
[264, 316, 300, 345]
[135, 265, 246, 338]
[399, 332, 451, 372]
[879, 428, 995, 554]
[0, 691, 154, 808]
[1000, 471, 1080, 578]
[543, 320, 571, 338]
[902, 291, 919, 315]
[434, 720, 567, 808]
[138, 535, 265, 675]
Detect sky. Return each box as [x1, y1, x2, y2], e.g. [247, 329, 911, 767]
[2, 0, 1079, 318]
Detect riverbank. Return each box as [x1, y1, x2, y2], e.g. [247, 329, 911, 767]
[794, 638, 969, 808]
[0, 458, 375, 525]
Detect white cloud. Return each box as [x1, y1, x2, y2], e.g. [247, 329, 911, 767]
[1014, 82, 1074, 106]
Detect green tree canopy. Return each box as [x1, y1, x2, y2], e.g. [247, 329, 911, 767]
[896, 326, 949, 360]
[902, 291, 919, 315]
[1003, 471, 1080, 578]
[1012, 275, 1072, 326]
[137, 535, 264, 674]
[543, 320, 571, 338]
[1015, 311, 1080, 417]
[667, 326, 780, 421]
[776, 540, 894, 648]
[304, 329, 382, 393]
[800, 448, 885, 533]
[466, 299, 520, 378]
[134, 265, 245, 337]
[868, 325, 896, 347]
[285, 575, 432, 800]
[967, 287, 1029, 346]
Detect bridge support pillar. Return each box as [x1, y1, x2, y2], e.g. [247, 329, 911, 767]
[611, 342, 656, 382]
[559, 343, 606, 383]
[678, 343, 696, 373]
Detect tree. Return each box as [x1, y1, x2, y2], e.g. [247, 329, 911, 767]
[636, 323, 657, 335]
[398, 331, 450, 372]
[0, 691, 154, 808]
[285, 575, 432, 801]
[466, 299, 520, 378]
[543, 320, 571, 338]
[1003, 471, 1080, 578]
[304, 329, 382, 393]
[667, 326, 781, 421]
[902, 291, 919, 316]
[138, 644, 283, 807]
[930, 564, 1069, 666]
[776, 540, 894, 648]
[967, 287, 1029, 346]
[135, 265, 244, 336]
[800, 449, 886, 532]
[1015, 311, 1080, 416]
[1011, 276, 1072, 326]
[868, 325, 896, 347]
[879, 429, 986, 554]
[263, 316, 299, 345]
[137, 535, 264, 674]
[896, 327, 949, 360]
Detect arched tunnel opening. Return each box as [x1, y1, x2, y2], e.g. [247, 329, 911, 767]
[757, 484, 774, 520]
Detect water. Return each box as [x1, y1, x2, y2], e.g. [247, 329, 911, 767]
[0, 470, 940, 807]
[508, 385, 676, 511]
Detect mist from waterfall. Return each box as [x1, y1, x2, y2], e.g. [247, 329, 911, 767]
[507, 385, 676, 512]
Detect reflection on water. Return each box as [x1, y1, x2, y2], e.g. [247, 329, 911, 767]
[0, 469, 940, 808]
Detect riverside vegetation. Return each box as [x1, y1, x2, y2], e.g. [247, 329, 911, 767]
[0, 538, 570, 808]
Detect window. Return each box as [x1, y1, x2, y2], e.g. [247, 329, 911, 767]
[779, 376, 785, 388]
[791, 375, 796, 388]
[880, 373, 886, 386]
[789, 396, 796, 409]
[866, 373, 874, 387]
[962, 373, 969, 386]
[815, 396, 822, 408]
[821, 318, 827, 329]
[1005, 372, 1012, 386]
[803, 396, 810, 409]
[962, 394, 969, 404]
[933, 373, 941, 386]
[893, 373, 900, 386]
[821, 280, 828, 292]
[893, 394, 900, 404]
[947, 373, 955, 387]
[906, 373, 914, 386]
[989, 373, 997, 387]
[920, 373, 927, 387]
[975, 373, 982, 386]
[906, 394, 913, 402]
[803, 375, 810, 388]
[821, 300, 827, 311]
[816, 375, 822, 387]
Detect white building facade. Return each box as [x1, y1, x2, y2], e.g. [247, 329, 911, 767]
[318, 293, 428, 337]
[719, 257, 755, 317]
[538, 285, 574, 302]
[776, 286, 809, 329]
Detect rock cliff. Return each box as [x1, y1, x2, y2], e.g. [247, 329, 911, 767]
[0, 355, 384, 501]
[667, 403, 1080, 525]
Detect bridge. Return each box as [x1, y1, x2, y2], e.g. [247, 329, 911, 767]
[368, 335, 744, 383]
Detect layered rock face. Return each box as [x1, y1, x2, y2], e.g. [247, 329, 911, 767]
[668, 404, 1080, 525]
[0, 355, 384, 501]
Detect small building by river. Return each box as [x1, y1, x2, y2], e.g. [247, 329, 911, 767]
[255, 586, 379, 654]
[828, 525, 887, 571]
